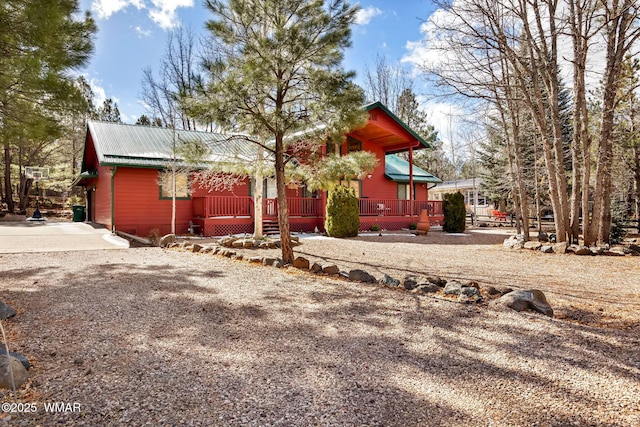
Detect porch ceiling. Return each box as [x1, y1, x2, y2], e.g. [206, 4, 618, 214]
[352, 122, 417, 151]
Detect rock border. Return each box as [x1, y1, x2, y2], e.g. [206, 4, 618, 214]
[166, 235, 553, 318]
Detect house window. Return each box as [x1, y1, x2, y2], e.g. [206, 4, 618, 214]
[397, 183, 416, 200]
[338, 179, 361, 198]
[347, 136, 362, 153]
[159, 170, 190, 199]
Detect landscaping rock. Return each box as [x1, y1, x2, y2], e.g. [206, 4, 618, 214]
[574, 246, 591, 255]
[494, 289, 553, 317]
[321, 264, 340, 275]
[603, 246, 626, 256]
[0, 348, 30, 370]
[191, 243, 203, 253]
[293, 256, 310, 270]
[379, 274, 401, 287]
[590, 246, 605, 255]
[540, 245, 554, 253]
[426, 276, 447, 287]
[415, 284, 440, 294]
[444, 280, 464, 295]
[242, 239, 255, 249]
[524, 241, 542, 250]
[629, 244, 640, 254]
[263, 257, 277, 266]
[0, 301, 16, 320]
[231, 240, 244, 248]
[459, 288, 483, 303]
[553, 242, 568, 254]
[159, 233, 176, 247]
[537, 231, 549, 242]
[402, 275, 419, 290]
[0, 355, 29, 390]
[247, 256, 263, 263]
[273, 259, 284, 268]
[310, 262, 323, 273]
[348, 269, 376, 283]
[503, 234, 525, 249]
[219, 237, 238, 247]
[483, 286, 502, 296]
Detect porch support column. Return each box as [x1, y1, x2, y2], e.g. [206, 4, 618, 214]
[409, 142, 414, 217]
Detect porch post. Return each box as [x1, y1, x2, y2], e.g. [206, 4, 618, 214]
[409, 143, 414, 217]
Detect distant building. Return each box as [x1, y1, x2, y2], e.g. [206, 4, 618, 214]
[430, 178, 492, 217]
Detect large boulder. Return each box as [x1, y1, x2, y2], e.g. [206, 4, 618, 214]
[0, 348, 30, 370]
[494, 289, 553, 317]
[0, 301, 16, 320]
[0, 355, 29, 390]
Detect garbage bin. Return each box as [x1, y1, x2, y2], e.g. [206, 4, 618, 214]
[72, 205, 85, 222]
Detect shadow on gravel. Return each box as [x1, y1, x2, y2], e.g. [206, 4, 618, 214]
[3, 254, 639, 426]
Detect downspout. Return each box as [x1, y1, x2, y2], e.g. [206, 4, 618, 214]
[111, 166, 118, 232]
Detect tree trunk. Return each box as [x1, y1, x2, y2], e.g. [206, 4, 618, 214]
[3, 145, 14, 213]
[275, 134, 293, 264]
[254, 172, 264, 239]
[634, 144, 640, 233]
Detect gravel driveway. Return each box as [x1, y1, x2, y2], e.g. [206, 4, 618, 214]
[1, 230, 639, 426]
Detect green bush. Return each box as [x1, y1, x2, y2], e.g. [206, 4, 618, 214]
[408, 222, 417, 230]
[443, 191, 466, 233]
[325, 185, 359, 237]
[370, 224, 381, 232]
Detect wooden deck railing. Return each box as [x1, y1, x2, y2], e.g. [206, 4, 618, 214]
[194, 196, 442, 219]
[193, 196, 254, 218]
[263, 197, 320, 217]
[358, 199, 443, 217]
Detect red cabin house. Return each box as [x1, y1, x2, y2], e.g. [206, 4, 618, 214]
[73, 102, 442, 237]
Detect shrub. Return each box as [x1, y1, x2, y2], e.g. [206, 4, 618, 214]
[325, 185, 359, 237]
[370, 224, 381, 232]
[443, 191, 466, 233]
[408, 222, 417, 230]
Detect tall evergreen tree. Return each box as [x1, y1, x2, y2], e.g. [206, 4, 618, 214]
[193, 0, 368, 264]
[1, 0, 96, 212]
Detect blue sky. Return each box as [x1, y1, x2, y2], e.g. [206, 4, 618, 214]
[79, 0, 439, 124]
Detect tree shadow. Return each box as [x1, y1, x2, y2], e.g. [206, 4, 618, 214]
[3, 252, 639, 426]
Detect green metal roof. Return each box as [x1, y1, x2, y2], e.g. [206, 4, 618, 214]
[364, 101, 433, 149]
[86, 121, 260, 169]
[385, 154, 442, 184]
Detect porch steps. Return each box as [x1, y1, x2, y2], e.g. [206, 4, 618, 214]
[262, 219, 280, 235]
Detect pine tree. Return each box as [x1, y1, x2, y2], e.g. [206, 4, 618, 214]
[1, 0, 96, 212]
[194, 0, 367, 264]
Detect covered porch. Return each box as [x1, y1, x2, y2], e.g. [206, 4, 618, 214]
[192, 196, 443, 237]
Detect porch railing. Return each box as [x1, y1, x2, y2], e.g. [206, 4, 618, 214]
[193, 196, 254, 218]
[263, 197, 320, 218]
[358, 199, 443, 217]
[194, 196, 442, 219]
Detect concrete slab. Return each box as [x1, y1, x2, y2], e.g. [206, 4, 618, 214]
[0, 222, 129, 253]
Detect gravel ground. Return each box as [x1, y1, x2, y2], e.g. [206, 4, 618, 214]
[1, 228, 639, 426]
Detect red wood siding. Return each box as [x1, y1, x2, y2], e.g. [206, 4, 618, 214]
[93, 164, 113, 229]
[113, 167, 194, 237]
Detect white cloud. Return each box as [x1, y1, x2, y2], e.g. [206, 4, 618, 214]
[91, 0, 145, 20]
[91, 0, 192, 30]
[134, 25, 152, 37]
[148, 0, 193, 30]
[89, 78, 107, 108]
[355, 6, 382, 25]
